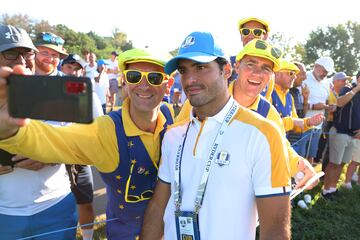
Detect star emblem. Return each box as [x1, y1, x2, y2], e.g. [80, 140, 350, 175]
[119, 204, 124, 209]
[116, 175, 122, 180]
[130, 185, 136, 190]
[128, 141, 134, 147]
[117, 189, 122, 194]
[144, 170, 150, 176]
[131, 159, 137, 164]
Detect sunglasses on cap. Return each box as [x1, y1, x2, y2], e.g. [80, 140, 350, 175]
[40, 32, 65, 46]
[240, 28, 266, 37]
[1, 49, 35, 61]
[255, 40, 282, 59]
[123, 70, 168, 86]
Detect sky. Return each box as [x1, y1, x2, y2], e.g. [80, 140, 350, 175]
[2, 0, 360, 56]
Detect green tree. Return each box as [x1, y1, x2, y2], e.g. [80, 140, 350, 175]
[112, 27, 133, 52]
[303, 21, 360, 75]
[87, 31, 107, 50]
[1, 13, 33, 32]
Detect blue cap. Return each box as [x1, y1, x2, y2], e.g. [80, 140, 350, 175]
[97, 59, 108, 66]
[164, 31, 226, 74]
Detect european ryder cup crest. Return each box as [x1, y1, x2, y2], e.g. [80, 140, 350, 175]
[181, 36, 195, 48]
[215, 151, 230, 166]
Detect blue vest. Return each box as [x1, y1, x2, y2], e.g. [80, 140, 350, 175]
[271, 91, 293, 118]
[101, 104, 173, 239]
[252, 96, 271, 118]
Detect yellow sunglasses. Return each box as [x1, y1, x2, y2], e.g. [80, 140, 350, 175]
[123, 70, 168, 86]
[240, 28, 266, 37]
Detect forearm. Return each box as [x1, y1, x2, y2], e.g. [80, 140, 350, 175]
[337, 90, 356, 107]
[141, 199, 165, 240]
[141, 181, 170, 240]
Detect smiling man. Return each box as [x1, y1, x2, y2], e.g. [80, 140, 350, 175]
[0, 48, 174, 239]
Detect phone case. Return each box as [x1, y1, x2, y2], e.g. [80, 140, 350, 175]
[8, 74, 93, 123]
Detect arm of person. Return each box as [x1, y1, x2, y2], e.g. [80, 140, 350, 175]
[252, 118, 291, 239]
[337, 85, 360, 107]
[0, 117, 119, 173]
[257, 195, 291, 240]
[141, 180, 170, 240]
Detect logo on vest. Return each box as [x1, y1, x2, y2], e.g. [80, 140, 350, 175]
[215, 151, 230, 167]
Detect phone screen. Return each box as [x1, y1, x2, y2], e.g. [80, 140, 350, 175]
[8, 74, 93, 123]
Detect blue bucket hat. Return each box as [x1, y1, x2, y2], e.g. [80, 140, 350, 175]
[164, 31, 226, 74]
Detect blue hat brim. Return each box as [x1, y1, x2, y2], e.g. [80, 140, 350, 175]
[164, 52, 218, 74]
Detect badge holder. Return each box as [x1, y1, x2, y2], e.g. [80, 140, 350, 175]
[175, 211, 201, 240]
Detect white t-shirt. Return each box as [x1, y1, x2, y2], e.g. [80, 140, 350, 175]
[159, 98, 291, 240]
[304, 72, 330, 119]
[107, 59, 119, 80]
[0, 117, 72, 217]
[94, 73, 110, 105]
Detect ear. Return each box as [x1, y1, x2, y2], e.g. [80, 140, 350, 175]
[223, 63, 232, 80]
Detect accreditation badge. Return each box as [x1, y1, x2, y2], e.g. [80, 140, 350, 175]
[175, 211, 201, 240]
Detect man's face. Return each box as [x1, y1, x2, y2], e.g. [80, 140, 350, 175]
[0, 47, 36, 73]
[275, 70, 296, 90]
[313, 64, 328, 81]
[333, 78, 346, 90]
[178, 59, 228, 108]
[61, 62, 84, 77]
[125, 62, 167, 113]
[234, 55, 274, 102]
[35, 46, 60, 75]
[293, 64, 306, 87]
[240, 21, 268, 46]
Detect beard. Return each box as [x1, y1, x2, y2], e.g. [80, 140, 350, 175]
[35, 59, 56, 74]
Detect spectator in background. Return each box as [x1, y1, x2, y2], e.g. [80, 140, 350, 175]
[272, 60, 323, 142]
[316, 72, 348, 171]
[303, 56, 335, 164]
[287, 61, 311, 157]
[95, 59, 111, 114]
[84, 52, 98, 80]
[0, 25, 77, 240]
[322, 70, 360, 198]
[107, 51, 120, 110]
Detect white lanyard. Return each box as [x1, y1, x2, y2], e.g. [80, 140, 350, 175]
[174, 101, 239, 213]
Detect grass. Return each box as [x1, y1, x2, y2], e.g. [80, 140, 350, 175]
[78, 168, 360, 240]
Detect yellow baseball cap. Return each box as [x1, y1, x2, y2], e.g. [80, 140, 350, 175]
[118, 48, 171, 72]
[236, 39, 282, 72]
[238, 17, 270, 33]
[279, 60, 300, 74]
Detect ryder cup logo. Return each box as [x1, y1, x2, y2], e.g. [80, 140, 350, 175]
[215, 151, 230, 167]
[5, 29, 23, 42]
[181, 36, 195, 48]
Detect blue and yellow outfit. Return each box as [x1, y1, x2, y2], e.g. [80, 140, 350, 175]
[176, 82, 300, 176]
[0, 98, 174, 240]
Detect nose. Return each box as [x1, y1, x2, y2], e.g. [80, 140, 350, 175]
[137, 75, 150, 89]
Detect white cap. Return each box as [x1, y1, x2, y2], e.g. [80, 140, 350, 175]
[315, 56, 335, 73]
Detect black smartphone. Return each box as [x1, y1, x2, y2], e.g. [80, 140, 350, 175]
[7, 74, 93, 123]
[0, 149, 15, 167]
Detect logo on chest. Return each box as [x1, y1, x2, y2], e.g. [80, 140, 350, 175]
[215, 151, 230, 167]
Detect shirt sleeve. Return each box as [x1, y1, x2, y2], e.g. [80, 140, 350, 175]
[158, 131, 172, 184]
[0, 115, 119, 173]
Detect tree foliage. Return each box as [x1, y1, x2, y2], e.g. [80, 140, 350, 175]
[0, 14, 133, 59]
[303, 21, 360, 75]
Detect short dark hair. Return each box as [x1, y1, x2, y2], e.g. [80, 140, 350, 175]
[215, 57, 229, 71]
[356, 70, 360, 80]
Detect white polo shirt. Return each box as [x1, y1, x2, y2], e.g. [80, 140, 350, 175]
[304, 72, 330, 127]
[159, 97, 291, 240]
